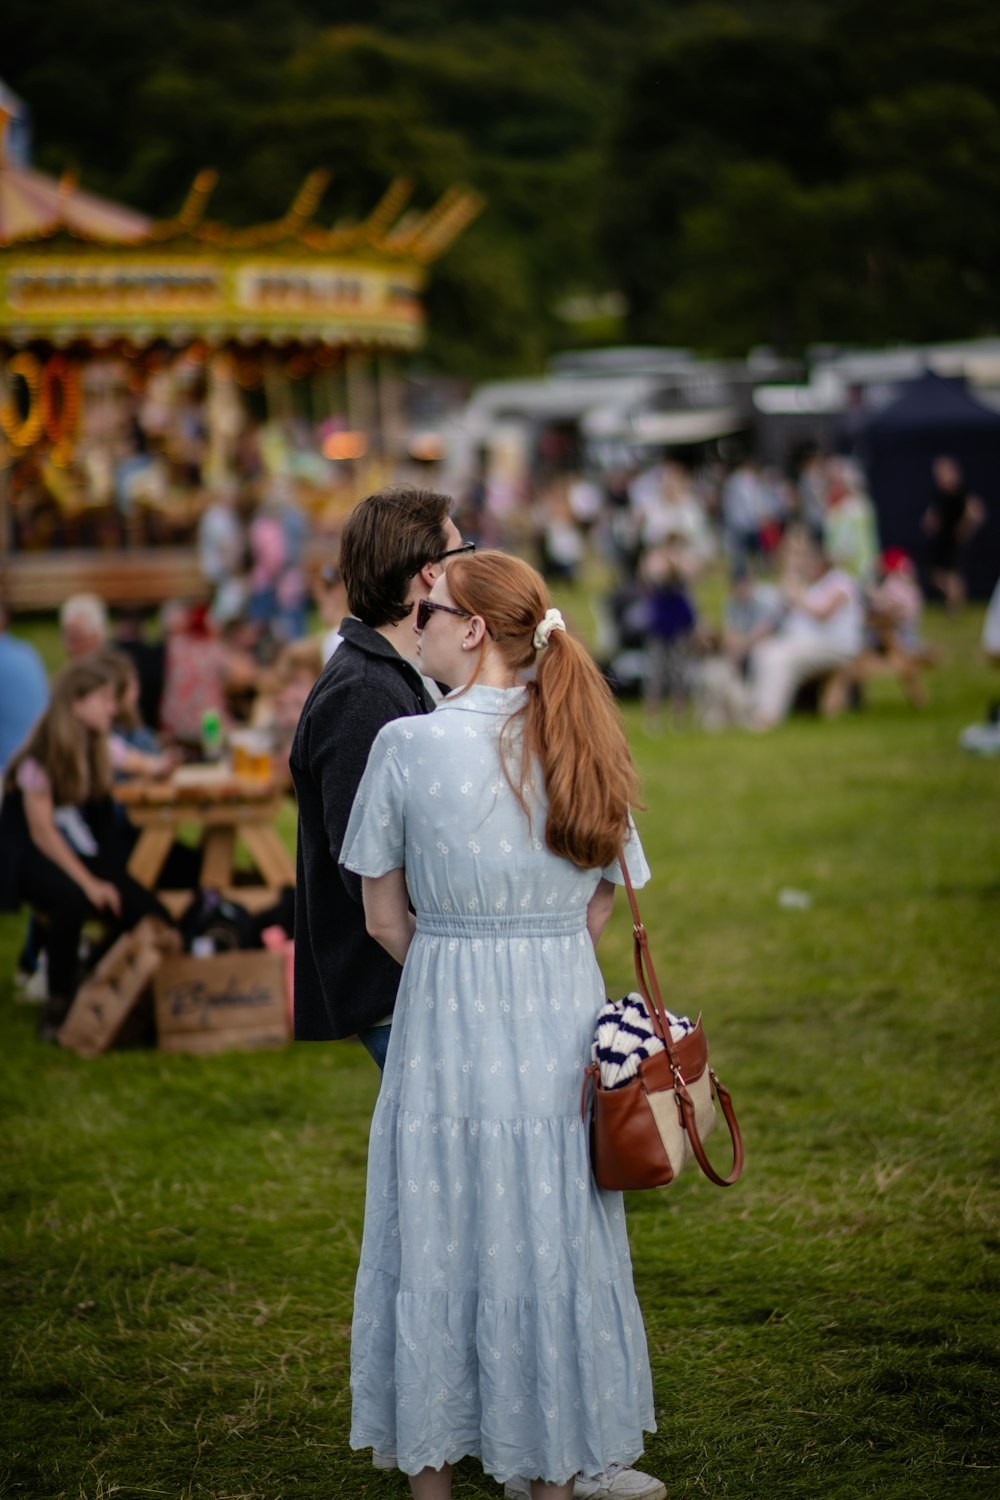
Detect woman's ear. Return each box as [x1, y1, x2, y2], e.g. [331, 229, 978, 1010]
[465, 615, 488, 650]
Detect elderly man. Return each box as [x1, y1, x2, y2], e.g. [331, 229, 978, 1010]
[60, 593, 109, 659]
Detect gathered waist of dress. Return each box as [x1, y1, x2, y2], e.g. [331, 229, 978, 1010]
[415, 910, 587, 938]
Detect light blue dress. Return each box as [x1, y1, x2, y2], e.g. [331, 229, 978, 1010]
[341, 684, 655, 1484]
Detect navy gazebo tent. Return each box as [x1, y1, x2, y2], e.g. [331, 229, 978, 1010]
[855, 371, 1000, 600]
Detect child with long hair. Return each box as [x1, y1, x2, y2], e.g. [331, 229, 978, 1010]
[340, 552, 662, 1500]
[0, 658, 173, 1038]
[89, 648, 174, 776]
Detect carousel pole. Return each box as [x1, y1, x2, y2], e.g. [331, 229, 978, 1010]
[0, 340, 16, 601]
[0, 108, 13, 594]
[377, 351, 406, 474]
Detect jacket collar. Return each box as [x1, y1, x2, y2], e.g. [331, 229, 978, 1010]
[339, 616, 437, 707]
[340, 614, 410, 661]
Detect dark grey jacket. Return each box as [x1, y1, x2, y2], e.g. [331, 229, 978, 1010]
[289, 617, 436, 1040]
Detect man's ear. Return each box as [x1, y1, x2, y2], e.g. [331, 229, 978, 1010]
[417, 559, 441, 591]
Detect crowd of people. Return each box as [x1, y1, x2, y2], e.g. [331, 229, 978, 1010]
[516, 447, 973, 732]
[1, 454, 995, 1499]
[0, 569, 334, 1038]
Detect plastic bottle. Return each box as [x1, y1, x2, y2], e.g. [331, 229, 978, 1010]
[200, 707, 224, 763]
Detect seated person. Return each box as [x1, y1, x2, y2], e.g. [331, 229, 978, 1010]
[695, 568, 784, 730]
[749, 529, 863, 729]
[838, 547, 933, 711]
[111, 606, 166, 733]
[90, 649, 174, 778]
[250, 637, 324, 781]
[60, 593, 108, 660]
[866, 548, 924, 656]
[723, 565, 785, 674]
[89, 649, 202, 888]
[0, 659, 175, 1039]
[159, 602, 231, 749]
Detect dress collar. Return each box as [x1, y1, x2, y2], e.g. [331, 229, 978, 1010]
[436, 683, 528, 716]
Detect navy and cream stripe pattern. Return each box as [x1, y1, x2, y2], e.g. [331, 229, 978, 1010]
[592, 993, 695, 1090]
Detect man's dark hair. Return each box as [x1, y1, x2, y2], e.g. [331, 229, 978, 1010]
[340, 486, 452, 627]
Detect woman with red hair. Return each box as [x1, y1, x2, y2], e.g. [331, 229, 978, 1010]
[341, 551, 661, 1500]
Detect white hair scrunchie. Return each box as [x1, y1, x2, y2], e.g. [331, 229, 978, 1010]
[533, 607, 566, 652]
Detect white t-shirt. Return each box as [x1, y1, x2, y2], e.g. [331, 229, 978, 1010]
[198, 503, 244, 585]
[784, 569, 863, 655]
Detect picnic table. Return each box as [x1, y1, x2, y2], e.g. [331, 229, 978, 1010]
[117, 764, 295, 919]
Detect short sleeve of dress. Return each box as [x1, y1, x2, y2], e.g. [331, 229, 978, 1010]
[602, 815, 651, 889]
[341, 724, 407, 878]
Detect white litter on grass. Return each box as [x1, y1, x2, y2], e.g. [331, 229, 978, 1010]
[960, 722, 1000, 756]
[778, 887, 813, 910]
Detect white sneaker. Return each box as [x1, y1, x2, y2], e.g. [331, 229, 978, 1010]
[14, 955, 48, 1004]
[960, 721, 1000, 755]
[505, 1465, 666, 1500]
[372, 1451, 397, 1470]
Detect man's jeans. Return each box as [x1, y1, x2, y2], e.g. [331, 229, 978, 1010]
[358, 1024, 391, 1072]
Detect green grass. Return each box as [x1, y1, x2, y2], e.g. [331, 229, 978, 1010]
[2, 599, 999, 1499]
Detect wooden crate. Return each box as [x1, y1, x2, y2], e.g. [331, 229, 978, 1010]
[58, 917, 180, 1058]
[153, 950, 289, 1054]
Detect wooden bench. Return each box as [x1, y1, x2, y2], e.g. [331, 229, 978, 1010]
[3, 538, 341, 614]
[3, 547, 209, 613]
[821, 625, 937, 717]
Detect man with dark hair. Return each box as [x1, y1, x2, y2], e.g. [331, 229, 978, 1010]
[289, 485, 470, 1063]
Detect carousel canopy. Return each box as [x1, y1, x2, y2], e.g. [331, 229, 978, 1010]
[0, 106, 152, 246]
[0, 107, 482, 350]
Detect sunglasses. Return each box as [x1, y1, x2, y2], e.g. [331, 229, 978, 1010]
[435, 541, 476, 562]
[415, 599, 472, 631]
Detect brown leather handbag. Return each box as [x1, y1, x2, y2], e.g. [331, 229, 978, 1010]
[581, 859, 744, 1191]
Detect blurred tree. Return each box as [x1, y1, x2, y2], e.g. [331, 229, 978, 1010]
[603, 0, 1000, 354]
[833, 0, 1000, 107]
[601, 14, 848, 347]
[4, 0, 1000, 368]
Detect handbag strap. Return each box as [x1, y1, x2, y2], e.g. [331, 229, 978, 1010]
[616, 855, 678, 1057]
[617, 855, 744, 1188]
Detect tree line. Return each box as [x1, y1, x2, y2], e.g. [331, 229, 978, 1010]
[4, 0, 999, 373]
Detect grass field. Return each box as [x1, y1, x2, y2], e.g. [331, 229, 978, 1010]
[1, 599, 998, 1500]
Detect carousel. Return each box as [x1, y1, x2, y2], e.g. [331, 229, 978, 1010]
[0, 102, 481, 609]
